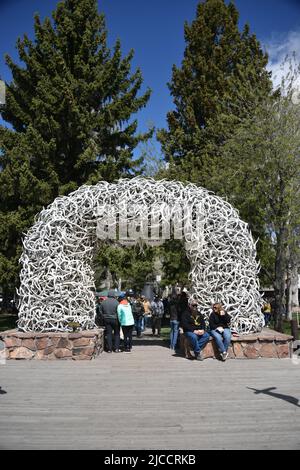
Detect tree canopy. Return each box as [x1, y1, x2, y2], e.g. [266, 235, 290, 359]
[158, 0, 273, 187]
[0, 0, 151, 297]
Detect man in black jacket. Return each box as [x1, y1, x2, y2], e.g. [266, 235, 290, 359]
[131, 296, 145, 338]
[98, 291, 121, 353]
[181, 301, 210, 361]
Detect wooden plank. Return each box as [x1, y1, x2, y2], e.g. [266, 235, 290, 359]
[0, 344, 299, 450]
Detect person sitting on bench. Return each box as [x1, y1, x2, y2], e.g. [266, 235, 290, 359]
[209, 303, 231, 361]
[181, 301, 210, 361]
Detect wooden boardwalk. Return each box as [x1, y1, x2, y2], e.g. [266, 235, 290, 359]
[0, 336, 299, 450]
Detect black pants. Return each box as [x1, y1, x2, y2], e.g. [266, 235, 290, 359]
[122, 325, 134, 351]
[152, 317, 162, 335]
[104, 319, 120, 351]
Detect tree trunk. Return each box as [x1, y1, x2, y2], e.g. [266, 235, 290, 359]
[105, 268, 112, 290]
[286, 269, 292, 320]
[274, 229, 287, 332]
[291, 264, 299, 309]
[286, 258, 299, 320]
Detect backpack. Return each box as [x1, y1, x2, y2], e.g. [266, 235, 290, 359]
[131, 301, 144, 319]
[151, 301, 164, 318]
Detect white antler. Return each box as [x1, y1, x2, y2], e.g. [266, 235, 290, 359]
[18, 177, 264, 334]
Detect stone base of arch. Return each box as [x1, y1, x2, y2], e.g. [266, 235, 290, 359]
[0, 328, 292, 360]
[0, 328, 104, 360]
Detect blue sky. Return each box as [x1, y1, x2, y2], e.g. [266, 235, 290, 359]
[1, 0, 300, 152]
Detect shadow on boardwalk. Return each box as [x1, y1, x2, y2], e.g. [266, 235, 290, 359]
[247, 387, 300, 408]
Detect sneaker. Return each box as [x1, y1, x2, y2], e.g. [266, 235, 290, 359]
[195, 352, 204, 361]
[107, 350, 112, 354]
[221, 352, 227, 361]
[124, 349, 132, 353]
[113, 349, 122, 353]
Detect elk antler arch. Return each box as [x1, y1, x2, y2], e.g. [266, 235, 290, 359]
[18, 178, 264, 334]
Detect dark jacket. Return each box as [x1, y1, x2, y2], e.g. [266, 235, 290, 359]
[99, 297, 119, 322]
[177, 295, 188, 318]
[209, 312, 231, 330]
[131, 300, 145, 320]
[181, 308, 206, 333]
[95, 302, 104, 326]
[169, 299, 179, 322]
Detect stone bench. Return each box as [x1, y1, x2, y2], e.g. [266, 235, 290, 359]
[180, 328, 293, 359]
[0, 327, 293, 360]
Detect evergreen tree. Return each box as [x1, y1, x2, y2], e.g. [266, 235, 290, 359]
[159, 240, 191, 289]
[158, 0, 272, 187]
[0, 0, 151, 299]
[93, 244, 156, 292]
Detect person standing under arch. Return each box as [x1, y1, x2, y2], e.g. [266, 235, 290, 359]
[151, 295, 164, 337]
[117, 294, 135, 353]
[262, 299, 272, 328]
[142, 296, 152, 328]
[169, 294, 180, 351]
[98, 291, 120, 353]
[131, 295, 145, 338]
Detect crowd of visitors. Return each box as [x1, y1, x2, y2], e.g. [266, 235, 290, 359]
[96, 289, 234, 361]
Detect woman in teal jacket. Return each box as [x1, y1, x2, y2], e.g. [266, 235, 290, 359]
[117, 296, 134, 353]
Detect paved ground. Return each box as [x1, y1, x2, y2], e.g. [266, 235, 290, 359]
[0, 336, 299, 450]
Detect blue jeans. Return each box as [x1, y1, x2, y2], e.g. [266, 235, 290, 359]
[135, 317, 143, 337]
[210, 328, 231, 353]
[185, 331, 210, 354]
[170, 320, 180, 349]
